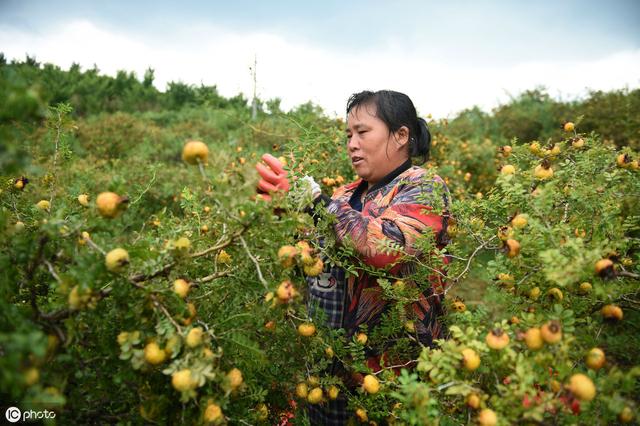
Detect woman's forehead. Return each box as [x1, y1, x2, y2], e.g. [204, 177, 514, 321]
[346, 103, 381, 128]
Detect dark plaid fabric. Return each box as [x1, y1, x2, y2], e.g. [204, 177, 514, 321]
[305, 395, 352, 426]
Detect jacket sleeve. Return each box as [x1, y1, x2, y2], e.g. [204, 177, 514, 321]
[327, 177, 449, 269]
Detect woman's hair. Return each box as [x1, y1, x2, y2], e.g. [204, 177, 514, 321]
[346, 90, 431, 163]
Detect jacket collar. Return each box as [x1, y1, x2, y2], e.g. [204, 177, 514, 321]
[350, 159, 412, 195]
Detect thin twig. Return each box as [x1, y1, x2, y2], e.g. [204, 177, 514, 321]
[452, 235, 497, 283]
[239, 236, 269, 290]
[195, 269, 233, 284]
[130, 168, 157, 206]
[150, 293, 182, 334]
[44, 260, 62, 284]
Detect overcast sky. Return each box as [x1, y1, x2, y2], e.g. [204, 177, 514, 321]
[1, 0, 639, 117]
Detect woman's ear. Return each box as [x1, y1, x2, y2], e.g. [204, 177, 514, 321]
[393, 126, 410, 148]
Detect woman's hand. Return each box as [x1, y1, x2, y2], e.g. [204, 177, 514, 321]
[255, 154, 290, 201]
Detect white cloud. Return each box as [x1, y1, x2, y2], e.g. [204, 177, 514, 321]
[1, 19, 639, 118]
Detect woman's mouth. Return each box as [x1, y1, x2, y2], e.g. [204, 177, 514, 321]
[352, 156, 364, 166]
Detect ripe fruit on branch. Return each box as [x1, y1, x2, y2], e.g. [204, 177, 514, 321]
[355, 408, 368, 422]
[216, 249, 231, 264]
[540, 320, 562, 344]
[307, 387, 323, 404]
[363, 374, 380, 394]
[36, 200, 50, 211]
[529, 142, 541, 155]
[546, 288, 564, 301]
[276, 280, 297, 303]
[227, 368, 243, 390]
[295, 383, 308, 398]
[96, 192, 128, 218]
[451, 300, 467, 312]
[466, 393, 481, 409]
[186, 327, 204, 348]
[595, 258, 615, 279]
[325, 347, 334, 358]
[601, 304, 623, 321]
[500, 164, 516, 175]
[172, 369, 196, 392]
[105, 248, 130, 272]
[298, 323, 316, 337]
[571, 137, 585, 148]
[529, 287, 541, 300]
[404, 320, 416, 333]
[534, 162, 554, 180]
[77, 193, 89, 207]
[144, 342, 167, 365]
[497, 226, 513, 241]
[511, 214, 527, 229]
[619, 406, 634, 423]
[303, 258, 324, 277]
[203, 402, 223, 423]
[278, 245, 298, 268]
[564, 122, 575, 132]
[616, 153, 632, 169]
[578, 282, 592, 294]
[182, 140, 209, 165]
[585, 348, 605, 370]
[524, 327, 544, 350]
[486, 328, 510, 350]
[14, 176, 29, 190]
[173, 279, 190, 299]
[567, 374, 596, 401]
[461, 348, 480, 371]
[500, 145, 512, 157]
[356, 333, 368, 345]
[504, 239, 520, 257]
[327, 385, 340, 400]
[478, 408, 497, 426]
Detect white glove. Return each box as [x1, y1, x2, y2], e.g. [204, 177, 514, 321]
[299, 175, 322, 199]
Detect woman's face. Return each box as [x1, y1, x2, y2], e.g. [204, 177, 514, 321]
[346, 104, 409, 186]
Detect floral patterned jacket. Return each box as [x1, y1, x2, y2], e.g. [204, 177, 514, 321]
[306, 159, 451, 352]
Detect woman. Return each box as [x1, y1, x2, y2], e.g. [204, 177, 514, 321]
[256, 90, 451, 424]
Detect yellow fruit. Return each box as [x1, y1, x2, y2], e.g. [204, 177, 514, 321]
[117, 331, 129, 345]
[23, 367, 40, 386]
[529, 287, 541, 300]
[486, 328, 510, 350]
[572, 137, 585, 148]
[461, 348, 480, 371]
[171, 369, 196, 392]
[564, 122, 575, 132]
[511, 214, 527, 229]
[105, 248, 130, 272]
[505, 239, 521, 257]
[68, 285, 86, 310]
[404, 320, 416, 333]
[173, 279, 190, 299]
[501, 164, 516, 175]
[363, 374, 380, 394]
[256, 403, 268, 421]
[617, 153, 632, 168]
[164, 335, 181, 356]
[467, 393, 480, 409]
[579, 282, 592, 294]
[170, 237, 191, 254]
[595, 258, 615, 277]
[547, 287, 563, 301]
[540, 320, 562, 344]
[144, 342, 167, 365]
[355, 408, 368, 422]
[298, 323, 316, 337]
[478, 408, 498, 426]
[307, 387, 323, 404]
[619, 406, 634, 423]
[585, 348, 605, 370]
[356, 332, 368, 345]
[601, 304, 623, 321]
[567, 373, 596, 401]
[276, 280, 296, 303]
[77, 194, 89, 207]
[295, 382, 309, 399]
[327, 385, 340, 400]
[278, 245, 298, 268]
[550, 144, 561, 156]
[36, 199, 50, 211]
[525, 328, 544, 350]
[529, 142, 541, 154]
[227, 368, 243, 389]
[325, 347, 334, 358]
[509, 316, 520, 325]
[501, 145, 513, 157]
[452, 300, 466, 312]
[303, 258, 324, 277]
[186, 327, 204, 348]
[181, 302, 197, 325]
[182, 140, 209, 165]
[534, 164, 554, 180]
[216, 249, 231, 264]
[96, 192, 127, 218]
[204, 402, 223, 423]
